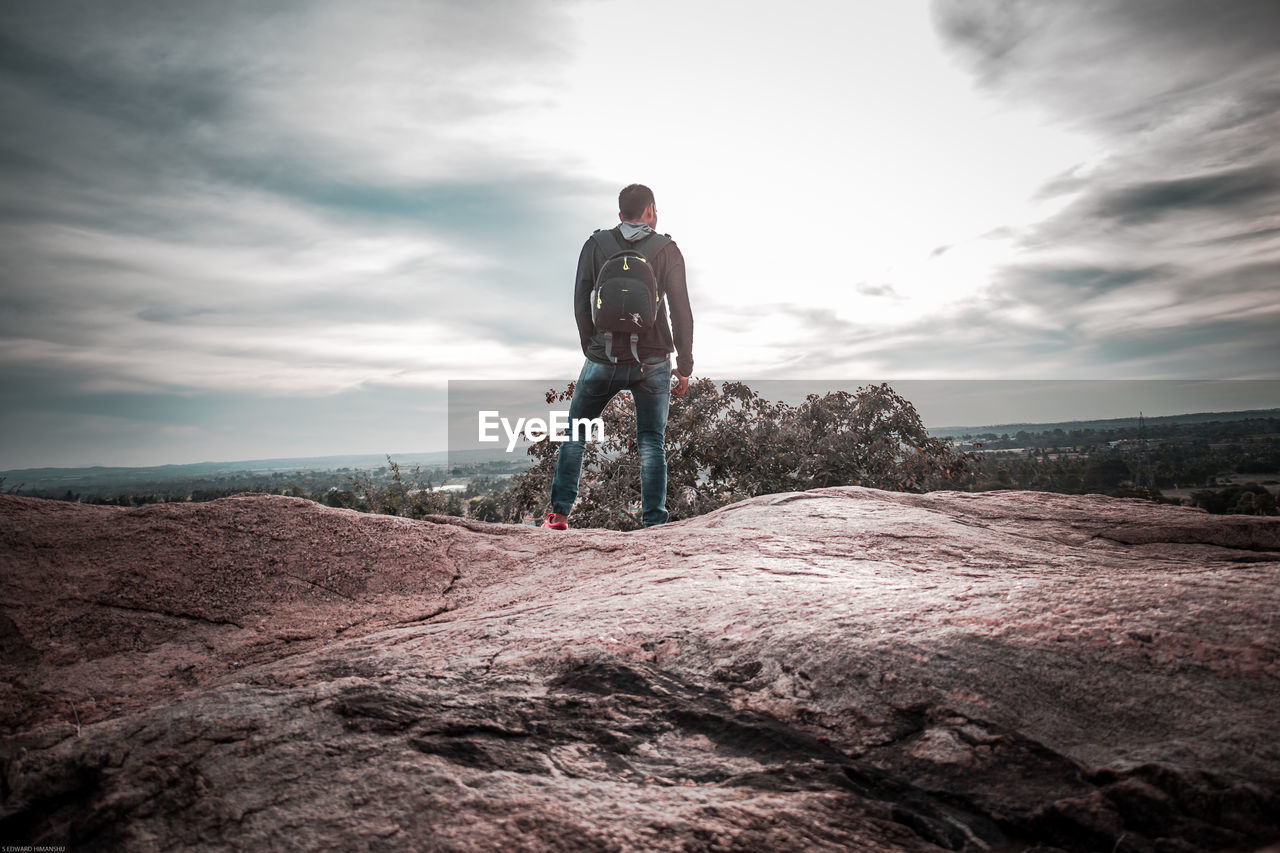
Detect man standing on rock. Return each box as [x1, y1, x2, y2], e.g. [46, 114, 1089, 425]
[543, 184, 694, 530]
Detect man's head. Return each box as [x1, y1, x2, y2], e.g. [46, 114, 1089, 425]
[618, 183, 657, 229]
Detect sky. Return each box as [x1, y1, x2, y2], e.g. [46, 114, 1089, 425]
[1, 0, 1278, 468]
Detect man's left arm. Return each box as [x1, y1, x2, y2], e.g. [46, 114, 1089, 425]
[664, 243, 694, 383]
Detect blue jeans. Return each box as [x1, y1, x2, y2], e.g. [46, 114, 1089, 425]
[550, 357, 671, 526]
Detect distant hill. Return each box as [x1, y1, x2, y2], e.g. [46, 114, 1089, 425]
[0, 448, 535, 496]
[929, 407, 1280, 440]
[0, 451, 450, 493]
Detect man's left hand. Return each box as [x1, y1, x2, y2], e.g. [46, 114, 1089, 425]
[672, 372, 689, 398]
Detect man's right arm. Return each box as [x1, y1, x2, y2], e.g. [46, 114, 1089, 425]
[573, 238, 596, 356]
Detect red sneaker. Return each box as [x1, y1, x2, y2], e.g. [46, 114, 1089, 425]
[542, 512, 569, 530]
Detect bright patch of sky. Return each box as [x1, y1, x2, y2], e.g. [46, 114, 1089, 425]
[509, 1, 1101, 352]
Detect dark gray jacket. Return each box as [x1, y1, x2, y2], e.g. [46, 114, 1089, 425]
[574, 225, 694, 376]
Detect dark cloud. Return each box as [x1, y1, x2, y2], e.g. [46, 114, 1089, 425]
[1081, 312, 1280, 380]
[776, 306, 865, 338]
[772, 305, 1068, 378]
[1090, 166, 1279, 226]
[1022, 160, 1280, 258]
[977, 258, 1279, 364]
[0, 0, 615, 469]
[1194, 227, 1280, 248]
[0, 28, 234, 133]
[778, 296, 1280, 382]
[930, 0, 1280, 380]
[992, 264, 1170, 313]
[931, 0, 1280, 135]
[0, 0, 596, 233]
[0, 0, 600, 403]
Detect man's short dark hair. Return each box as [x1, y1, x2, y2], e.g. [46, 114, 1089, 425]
[619, 184, 655, 220]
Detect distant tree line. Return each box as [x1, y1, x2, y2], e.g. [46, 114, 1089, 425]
[11, 458, 511, 518]
[967, 425, 1279, 515]
[14, 386, 1276, 521]
[956, 416, 1280, 451]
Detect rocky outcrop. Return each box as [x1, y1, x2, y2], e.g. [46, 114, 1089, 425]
[2, 489, 1278, 851]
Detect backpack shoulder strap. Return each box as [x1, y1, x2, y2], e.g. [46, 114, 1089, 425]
[637, 232, 671, 260]
[591, 227, 626, 257]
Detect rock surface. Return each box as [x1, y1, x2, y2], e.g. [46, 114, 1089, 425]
[2, 489, 1279, 852]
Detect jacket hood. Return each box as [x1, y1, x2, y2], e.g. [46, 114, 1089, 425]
[619, 221, 654, 242]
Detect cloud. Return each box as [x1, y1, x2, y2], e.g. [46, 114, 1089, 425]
[929, 0, 1280, 379]
[989, 264, 1171, 318]
[1089, 166, 1280, 226]
[0, 364, 450, 468]
[855, 283, 900, 298]
[0, 0, 605, 406]
[770, 295, 1280, 383]
[930, 0, 1280, 136]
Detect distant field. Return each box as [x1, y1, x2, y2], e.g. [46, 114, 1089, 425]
[1160, 472, 1280, 503]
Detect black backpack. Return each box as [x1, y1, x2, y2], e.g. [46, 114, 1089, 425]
[589, 228, 671, 363]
